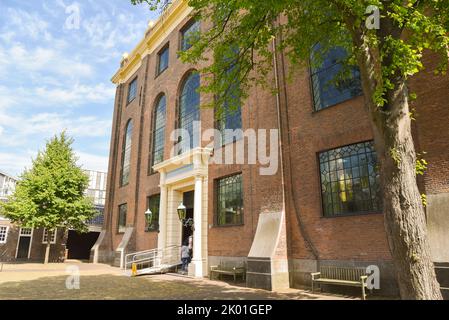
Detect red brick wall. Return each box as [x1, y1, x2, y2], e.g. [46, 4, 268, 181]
[104, 14, 449, 266]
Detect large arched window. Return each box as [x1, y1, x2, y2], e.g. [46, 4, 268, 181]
[178, 72, 200, 154]
[121, 120, 133, 186]
[151, 95, 166, 169]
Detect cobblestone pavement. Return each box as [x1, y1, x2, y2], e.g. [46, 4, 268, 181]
[0, 261, 353, 300]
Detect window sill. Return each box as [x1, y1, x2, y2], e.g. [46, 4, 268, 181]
[312, 93, 364, 114]
[212, 223, 244, 228]
[126, 97, 136, 106]
[321, 210, 382, 219]
[155, 67, 168, 79]
[215, 136, 243, 150]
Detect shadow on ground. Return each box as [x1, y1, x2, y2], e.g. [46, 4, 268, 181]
[0, 274, 324, 300]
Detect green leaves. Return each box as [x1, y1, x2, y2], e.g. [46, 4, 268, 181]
[0, 132, 96, 233]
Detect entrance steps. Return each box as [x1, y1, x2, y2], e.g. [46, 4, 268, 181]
[123, 245, 181, 277]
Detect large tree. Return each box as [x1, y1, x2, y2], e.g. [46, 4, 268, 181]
[133, 0, 448, 299]
[0, 132, 96, 264]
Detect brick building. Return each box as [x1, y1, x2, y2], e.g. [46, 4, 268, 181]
[0, 170, 107, 262]
[93, 0, 449, 295]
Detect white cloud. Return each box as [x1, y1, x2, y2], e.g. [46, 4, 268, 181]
[0, 150, 109, 177]
[76, 151, 109, 172]
[6, 8, 50, 40]
[0, 44, 93, 79]
[81, 11, 147, 50]
[0, 83, 115, 110]
[0, 151, 34, 177]
[0, 109, 112, 150]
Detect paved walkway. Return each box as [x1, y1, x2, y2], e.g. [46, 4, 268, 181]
[0, 261, 353, 300]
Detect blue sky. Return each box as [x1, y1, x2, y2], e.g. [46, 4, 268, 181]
[0, 0, 159, 177]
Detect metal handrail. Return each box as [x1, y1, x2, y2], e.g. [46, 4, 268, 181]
[124, 245, 181, 272]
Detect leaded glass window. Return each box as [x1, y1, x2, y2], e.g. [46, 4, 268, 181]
[146, 195, 160, 232]
[311, 46, 362, 111]
[217, 45, 242, 145]
[319, 141, 382, 217]
[151, 95, 166, 169]
[157, 46, 169, 75]
[121, 120, 133, 186]
[216, 174, 244, 226]
[178, 72, 200, 154]
[127, 78, 138, 104]
[118, 204, 127, 233]
[181, 20, 200, 51]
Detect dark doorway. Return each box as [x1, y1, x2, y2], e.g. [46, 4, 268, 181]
[66, 230, 100, 260]
[181, 191, 194, 246]
[16, 237, 31, 259]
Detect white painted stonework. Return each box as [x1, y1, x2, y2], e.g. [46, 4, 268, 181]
[153, 148, 212, 278]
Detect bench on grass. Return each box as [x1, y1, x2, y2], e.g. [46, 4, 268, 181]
[210, 262, 246, 282]
[311, 266, 369, 300]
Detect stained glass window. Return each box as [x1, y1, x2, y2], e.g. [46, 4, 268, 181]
[319, 141, 382, 217]
[121, 120, 133, 186]
[311, 46, 362, 111]
[151, 95, 166, 170]
[216, 174, 244, 226]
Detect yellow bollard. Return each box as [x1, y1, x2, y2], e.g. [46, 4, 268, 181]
[131, 263, 137, 277]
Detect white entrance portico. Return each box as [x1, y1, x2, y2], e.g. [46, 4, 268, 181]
[153, 147, 212, 278]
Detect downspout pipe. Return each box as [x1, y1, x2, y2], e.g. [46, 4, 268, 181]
[271, 19, 320, 262]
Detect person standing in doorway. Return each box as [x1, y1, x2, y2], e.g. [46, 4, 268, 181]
[181, 241, 190, 275]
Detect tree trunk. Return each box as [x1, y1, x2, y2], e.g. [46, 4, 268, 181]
[44, 230, 52, 265]
[353, 31, 442, 299]
[376, 82, 442, 300]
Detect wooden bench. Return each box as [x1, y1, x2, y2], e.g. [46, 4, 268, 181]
[311, 266, 369, 300]
[210, 262, 246, 282]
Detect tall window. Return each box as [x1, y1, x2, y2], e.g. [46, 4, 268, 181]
[319, 141, 381, 217]
[178, 72, 200, 154]
[118, 204, 127, 233]
[146, 195, 160, 232]
[310, 45, 362, 111]
[0, 226, 8, 243]
[216, 174, 244, 226]
[42, 228, 57, 244]
[157, 45, 169, 75]
[181, 20, 200, 51]
[151, 95, 166, 170]
[127, 78, 138, 104]
[121, 120, 133, 186]
[217, 44, 242, 145]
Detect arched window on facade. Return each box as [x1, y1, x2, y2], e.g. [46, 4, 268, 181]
[178, 72, 200, 154]
[121, 120, 133, 186]
[151, 95, 166, 169]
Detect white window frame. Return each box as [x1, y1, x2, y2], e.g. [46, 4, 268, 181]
[42, 228, 57, 244]
[15, 228, 34, 259]
[0, 226, 8, 244]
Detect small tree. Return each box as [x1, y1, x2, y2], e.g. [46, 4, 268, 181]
[0, 132, 96, 264]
